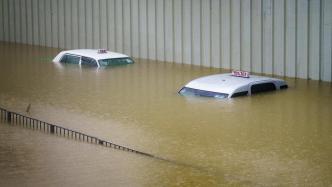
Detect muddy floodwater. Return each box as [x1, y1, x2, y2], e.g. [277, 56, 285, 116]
[0, 42, 331, 186]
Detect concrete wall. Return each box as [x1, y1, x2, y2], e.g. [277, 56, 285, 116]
[0, 0, 331, 81]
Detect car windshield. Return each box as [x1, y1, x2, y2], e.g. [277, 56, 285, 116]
[179, 87, 229, 99]
[98, 57, 134, 66]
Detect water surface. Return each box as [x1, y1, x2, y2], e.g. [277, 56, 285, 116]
[0, 42, 331, 186]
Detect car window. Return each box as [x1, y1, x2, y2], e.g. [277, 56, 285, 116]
[280, 85, 288, 89]
[231, 91, 248, 98]
[251, 82, 276, 94]
[98, 57, 134, 66]
[60, 54, 80, 64]
[81, 56, 98, 67]
[179, 87, 229, 99]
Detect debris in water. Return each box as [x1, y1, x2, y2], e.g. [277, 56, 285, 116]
[26, 104, 31, 114]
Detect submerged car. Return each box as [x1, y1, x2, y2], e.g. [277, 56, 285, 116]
[53, 49, 134, 67]
[179, 71, 288, 99]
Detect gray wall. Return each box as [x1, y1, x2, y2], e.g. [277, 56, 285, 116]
[0, 0, 331, 81]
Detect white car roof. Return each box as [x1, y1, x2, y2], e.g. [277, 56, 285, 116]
[183, 73, 287, 97]
[53, 49, 129, 62]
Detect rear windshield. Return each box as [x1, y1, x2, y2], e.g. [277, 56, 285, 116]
[179, 87, 229, 99]
[98, 57, 134, 66]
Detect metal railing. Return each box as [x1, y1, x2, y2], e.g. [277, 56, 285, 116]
[0, 107, 154, 158]
[0, 107, 212, 172]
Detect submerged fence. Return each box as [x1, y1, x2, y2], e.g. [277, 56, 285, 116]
[0, 107, 155, 158]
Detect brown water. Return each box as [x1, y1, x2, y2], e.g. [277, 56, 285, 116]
[0, 42, 331, 186]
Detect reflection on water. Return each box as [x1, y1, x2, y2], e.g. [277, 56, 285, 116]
[0, 42, 331, 186]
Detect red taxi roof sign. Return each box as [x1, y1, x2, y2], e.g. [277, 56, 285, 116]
[231, 70, 250, 78]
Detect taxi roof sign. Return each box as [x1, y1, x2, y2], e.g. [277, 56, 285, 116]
[97, 49, 107, 54]
[231, 70, 250, 78]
